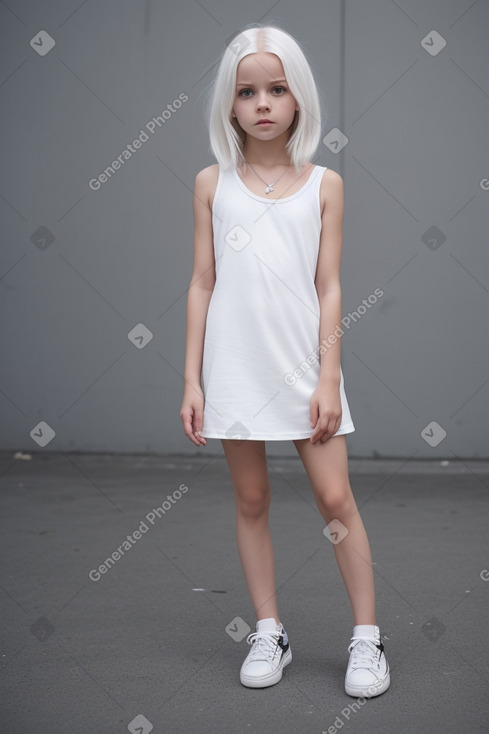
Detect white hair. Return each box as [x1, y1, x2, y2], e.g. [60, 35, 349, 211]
[204, 24, 323, 173]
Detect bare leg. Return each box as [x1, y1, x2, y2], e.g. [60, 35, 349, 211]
[293, 435, 377, 626]
[221, 439, 280, 624]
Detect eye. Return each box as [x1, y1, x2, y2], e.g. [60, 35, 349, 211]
[237, 86, 288, 97]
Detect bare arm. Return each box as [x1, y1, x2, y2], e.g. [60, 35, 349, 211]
[309, 169, 345, 443]
[315, 169, 345, 386]
[180, 167, 216, 445]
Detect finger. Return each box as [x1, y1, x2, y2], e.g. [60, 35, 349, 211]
[312, 419, 333, 444]
[194, 411, 207, 445]
[181, 414, 193, 436]
[310, 415, 327, 443]
[182, 415, 202, 445]
[194, 429, 206, 446]
[310, 425, 325, 444]
[189, 428, 206, 447]
[319, 418, 333, 442]
[310, 401, 318, 429]
[320, 416, 342, 442]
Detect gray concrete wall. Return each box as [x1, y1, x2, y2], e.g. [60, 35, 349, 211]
[1, 0, 487, 457]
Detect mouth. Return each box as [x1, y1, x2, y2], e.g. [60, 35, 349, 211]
[256, 120, 274, 126]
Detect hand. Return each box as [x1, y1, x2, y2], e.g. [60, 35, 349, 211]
[309, 380, 342, 444]
[180, 384, 207, 447]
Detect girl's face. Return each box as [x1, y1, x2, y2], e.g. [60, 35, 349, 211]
[232, 52, 299, 142]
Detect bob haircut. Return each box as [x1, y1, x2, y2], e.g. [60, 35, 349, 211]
[205, 24, 323, 173]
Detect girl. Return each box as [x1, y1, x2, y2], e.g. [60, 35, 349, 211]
[180, 24, 390, 698]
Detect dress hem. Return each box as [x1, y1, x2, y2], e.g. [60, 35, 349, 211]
[200, 422, 355, 441]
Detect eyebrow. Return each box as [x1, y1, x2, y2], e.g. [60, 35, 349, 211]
[236, 78, 287, 87]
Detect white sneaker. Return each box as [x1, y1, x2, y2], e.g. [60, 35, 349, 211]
[345, 625, 390, 698]
[240, 617, 292, 688]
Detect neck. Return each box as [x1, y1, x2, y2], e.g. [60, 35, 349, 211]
[241, 129, 293, 168]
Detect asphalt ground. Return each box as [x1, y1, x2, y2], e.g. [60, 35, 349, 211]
[1, 449, 488, 734]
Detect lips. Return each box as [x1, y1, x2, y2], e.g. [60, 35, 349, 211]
[256, 120, 274, 125]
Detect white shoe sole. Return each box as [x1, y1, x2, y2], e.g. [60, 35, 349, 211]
[240, 648, 292, 688]
[345, 669, 390, 698]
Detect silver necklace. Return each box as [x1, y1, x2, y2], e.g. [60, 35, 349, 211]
[245, 162, 290, 194]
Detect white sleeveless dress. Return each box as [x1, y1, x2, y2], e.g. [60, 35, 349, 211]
[200, 164, 355, 441]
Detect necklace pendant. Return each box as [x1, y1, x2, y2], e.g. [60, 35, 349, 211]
[265, 184, 274, 194]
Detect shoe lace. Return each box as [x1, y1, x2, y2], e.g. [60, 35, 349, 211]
[245, 629, 281, 663]
[347, 637, 380, 667]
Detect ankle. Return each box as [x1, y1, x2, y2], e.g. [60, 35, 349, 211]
[257, 616, 281, 627]
[353, 618, 377, 627]
[352, 623, 380, 640]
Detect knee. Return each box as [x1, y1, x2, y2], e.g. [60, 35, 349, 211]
[235, 486, 270, 520]
[316, 483, 355, 522]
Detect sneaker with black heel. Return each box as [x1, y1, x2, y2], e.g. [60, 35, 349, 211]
[344, 624, 390, 698]
[240, 617, 292, 688]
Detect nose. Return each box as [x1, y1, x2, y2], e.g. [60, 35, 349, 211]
[256, 92, 271, 111]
